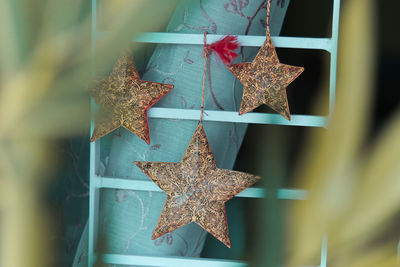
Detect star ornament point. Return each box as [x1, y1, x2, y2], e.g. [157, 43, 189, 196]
[135, 124, 260, 247]
[89, 50, 174, 144]
[228, 37, 304, 120]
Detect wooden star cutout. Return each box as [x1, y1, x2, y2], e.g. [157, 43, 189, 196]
[89, 50, 174, 144]
[228, 37, 304, 120]
[135, 124, 260, 247]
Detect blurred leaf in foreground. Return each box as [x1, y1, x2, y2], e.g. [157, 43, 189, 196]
[287, 0, 400, 266]
[0, 0, 177, 266]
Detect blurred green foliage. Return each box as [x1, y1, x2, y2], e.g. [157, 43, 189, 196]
[0, 0, 177, 266]
[1, 0, 399, 266]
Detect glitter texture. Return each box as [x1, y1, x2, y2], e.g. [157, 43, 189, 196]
[89, 50, 174, 143]
[228, 37, 304, 120]
[135, 124, 260, 247]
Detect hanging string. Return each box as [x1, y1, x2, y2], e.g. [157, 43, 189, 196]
[266, 0, 271, 38]
[199, 32, 240, 123]
[200, 31, 209, 123]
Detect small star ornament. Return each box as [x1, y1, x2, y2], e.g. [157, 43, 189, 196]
[89, 50, 174, 143]
[228, 36, 304, 120]
[135, 124, 260, 247]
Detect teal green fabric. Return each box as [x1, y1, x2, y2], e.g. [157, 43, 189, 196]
[74, 1, 289, 265]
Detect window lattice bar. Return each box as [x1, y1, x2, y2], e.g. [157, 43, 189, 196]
[88, 0, 341, 265]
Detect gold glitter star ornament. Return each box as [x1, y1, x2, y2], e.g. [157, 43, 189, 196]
[89, 50, 174, 144]
[135, 124, 260, 247]
[228, 37, 304, 120]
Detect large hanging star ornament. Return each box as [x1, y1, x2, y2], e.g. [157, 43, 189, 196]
[89, 50, 174, 143]
[228, 37, 304, 120]
[135, 124, 260, 247]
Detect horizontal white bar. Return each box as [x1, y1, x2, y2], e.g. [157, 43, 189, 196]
[95, 32, 332, 52]
[99, 253, 324, 267]
[100, 254, 246, 267]
[148, 107, 328, 127]
[133, 32, 332, 52]
[95, 176, 308, 200]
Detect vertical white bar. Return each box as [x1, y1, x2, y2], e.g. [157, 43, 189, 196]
[329, 0, 341, 117]
[320, 235, 328, 267]
[88, 140, 100, 267]
[88, 0, 98, 266]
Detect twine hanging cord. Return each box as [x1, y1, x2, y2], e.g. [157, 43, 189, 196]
[266, 0, 271, 38]
[200, 31, 240, 122]
[200, 31, 210, 123]
[197, 0, 270, 123]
